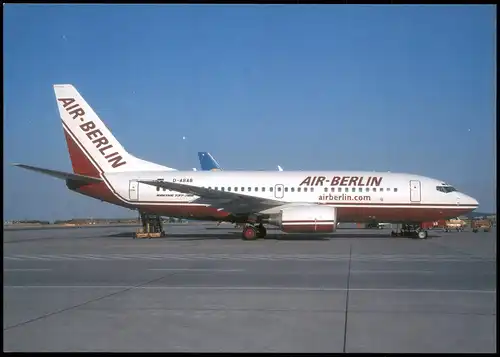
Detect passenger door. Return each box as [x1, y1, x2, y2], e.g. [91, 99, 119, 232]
[409, 180, 421, 202]
[129, 180, 139, 201]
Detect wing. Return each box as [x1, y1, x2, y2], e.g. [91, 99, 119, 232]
[138, 179, 284, 214]
[12, 163, 103, 184]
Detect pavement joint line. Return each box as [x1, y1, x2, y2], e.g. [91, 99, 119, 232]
[2, 272, 178, 332]
[343, 242, 353, 353]
[147, 268, 246, 272]
[69, 307, 496, 316]
[3, 286, 496, 293]
[350, 270, 435, 274]
[4, 269, 52, 271]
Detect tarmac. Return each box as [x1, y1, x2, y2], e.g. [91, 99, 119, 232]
[3, 223, 497, 352]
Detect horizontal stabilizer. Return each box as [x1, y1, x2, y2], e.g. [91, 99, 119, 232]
[12, 164, 103, 184]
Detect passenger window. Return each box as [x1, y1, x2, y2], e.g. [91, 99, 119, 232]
[234, 187, 238, 192]
[255, 187, 258, 191]
[278, 187, 282, 192]
[291, 187, 295, 192]
[285, 187, 288, 192]
[331, 187, 335, 192]
[373, 188, 377, 192]
[387, 188, 391, 191]
[221, 187, 225, 191]
[270, 187, 273, 192]
[365, 187, 369, 192]
[351, 187, 355, 192]
[394, 188, 398, 192]
[324, 187, 328, 193]
[338, 188, 342, 192]
[310, 188, 314, 192]
[304, 187, 308, 192]
[228, 187, 231, 192]
[215, 187, 219, 190]
[262, 187, 265, 192]
[380, 188, 384, 192]
[297, 187, 301, 192]
[358, 187, 362, 192]
[241, 187, 244, 192]
[248, 187, 251, 192]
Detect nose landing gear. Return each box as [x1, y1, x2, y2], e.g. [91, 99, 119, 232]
[391, 224, 428, 239]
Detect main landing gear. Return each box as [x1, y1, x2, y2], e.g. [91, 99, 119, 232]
[135, 212, 166, 239]
[391, 224, 428, 239]
[242, 223, 267, 240]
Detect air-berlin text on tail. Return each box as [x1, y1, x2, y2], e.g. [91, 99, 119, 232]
[58, 98, 127, 168]
[299, 175, 383, 187]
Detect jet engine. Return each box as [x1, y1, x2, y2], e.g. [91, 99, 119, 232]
[264, 206, 337, 233]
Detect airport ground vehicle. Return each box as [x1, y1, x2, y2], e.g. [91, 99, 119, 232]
[444, 218, 466, 232]
[13, 84, 479, 240]
[471, 219, 492, 233]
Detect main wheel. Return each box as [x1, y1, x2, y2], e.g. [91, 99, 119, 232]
[417, 230, 428, 239]
[242, 226, 258, 240]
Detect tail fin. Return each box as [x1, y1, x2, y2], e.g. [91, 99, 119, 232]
[54, 84, 175, 175]
[198, 151, 222, 171]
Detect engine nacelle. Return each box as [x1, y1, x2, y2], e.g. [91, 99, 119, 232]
[265, 206, 338, 233]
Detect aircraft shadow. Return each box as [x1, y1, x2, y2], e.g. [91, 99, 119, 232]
[106, 230, 441, 241]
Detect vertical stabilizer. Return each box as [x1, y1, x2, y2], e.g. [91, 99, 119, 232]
[54, 84, 176, 175]
[198, 151, 222, 171]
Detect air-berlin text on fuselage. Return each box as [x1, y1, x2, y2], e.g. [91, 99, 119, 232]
[58, 98, 127, 168]
[299, 175, 383, 187]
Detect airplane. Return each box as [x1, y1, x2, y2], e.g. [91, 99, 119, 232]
[198, 151, 284, 172]
[13, 84, 479, 241]
[198, 152, 222, 171]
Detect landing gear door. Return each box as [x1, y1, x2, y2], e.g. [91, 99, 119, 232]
[129, 180, 139, 201]
[409, 180, 421, 202]
[274, 184, 284, 199]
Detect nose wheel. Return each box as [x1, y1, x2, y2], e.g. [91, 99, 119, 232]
[417, 229, 428, 239]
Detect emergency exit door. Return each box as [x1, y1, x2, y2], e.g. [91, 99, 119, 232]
[409, 180, 421, 202]
[129, 180, 139, 201]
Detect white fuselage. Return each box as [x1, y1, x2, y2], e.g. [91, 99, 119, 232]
[98, 170, 477, 222]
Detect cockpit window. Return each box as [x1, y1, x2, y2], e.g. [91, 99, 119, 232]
[436, 186, 457, 193]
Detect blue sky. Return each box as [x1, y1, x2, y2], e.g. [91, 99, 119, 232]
[4, 4, 496, 220]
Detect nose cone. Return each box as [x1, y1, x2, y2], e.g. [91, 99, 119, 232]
[462, 194, 479, 208]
